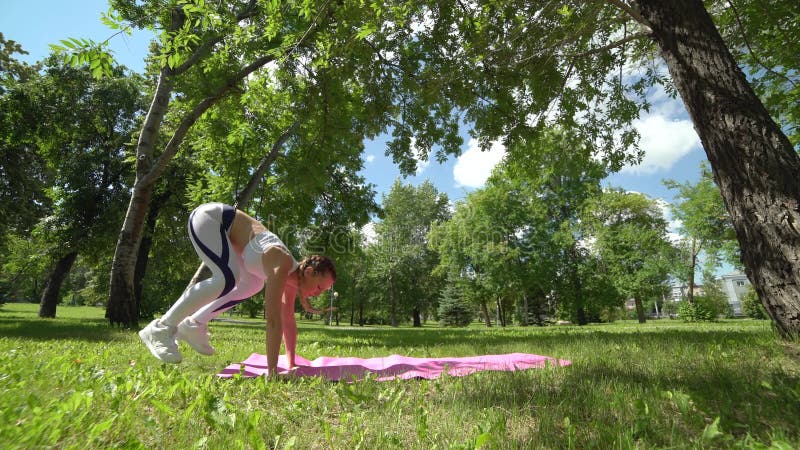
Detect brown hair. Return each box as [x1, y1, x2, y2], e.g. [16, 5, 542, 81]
[298, 255, 337, 282]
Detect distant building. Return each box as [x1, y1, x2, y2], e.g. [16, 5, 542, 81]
[719, 272, 751, 315]
[668, 273, 751, 316]
[669, 284, 704, 302]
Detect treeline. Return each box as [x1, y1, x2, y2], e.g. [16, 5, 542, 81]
[330, 135, 740, 327]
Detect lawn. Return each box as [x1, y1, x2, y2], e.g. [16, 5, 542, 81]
[1, 302, 799, 449]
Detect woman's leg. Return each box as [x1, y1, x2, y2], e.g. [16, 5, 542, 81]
[160, 203, 239, 327]
[139, 203, 237, 363]
[177, 264, 264, 355]
[190, 266, 265, 324]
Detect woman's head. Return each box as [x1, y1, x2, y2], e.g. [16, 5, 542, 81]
[297, 255, 336, 297]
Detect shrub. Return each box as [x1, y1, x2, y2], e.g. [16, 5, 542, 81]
[678, 299, 716, 322]
[741, 288, 768, 319]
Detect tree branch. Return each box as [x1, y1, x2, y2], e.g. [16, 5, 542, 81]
[143, 0, 328, 186]
[566, 31, 650, 58]
[234, 119, 303, 209]
[168, 0, 260, 76]
[602, 0, 651, 30]
[727, 0, 798, 89]
[141, 54, 277, 187]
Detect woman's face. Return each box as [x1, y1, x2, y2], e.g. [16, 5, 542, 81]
[299, 268, 335, 297]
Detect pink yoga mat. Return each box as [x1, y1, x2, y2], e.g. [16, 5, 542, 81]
[218, 353, 571, 381]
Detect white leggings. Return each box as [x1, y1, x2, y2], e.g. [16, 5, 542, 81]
[160, 203, 265, 327]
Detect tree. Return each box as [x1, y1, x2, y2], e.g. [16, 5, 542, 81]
[741, 287, 768, 320]
[407, 0, 800, 336]
[505, 132, 610, 325]
[102, 0, 310, 326]
[371, 180, 450, 326]
[430, 131, 614, 325]
[0, 35, 49, 248]
[664, 163, 734, 304]
[583, 189, 674, 323]
[30, 59, 144, 317]
[438, 274, 473, 327]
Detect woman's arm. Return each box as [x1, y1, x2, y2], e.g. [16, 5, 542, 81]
[281, 282, 298, 369]
[298, 295, 336, 315]
[261, 247, 292, 375]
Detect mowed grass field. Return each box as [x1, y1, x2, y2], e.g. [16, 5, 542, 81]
[1, 302, 799, 449]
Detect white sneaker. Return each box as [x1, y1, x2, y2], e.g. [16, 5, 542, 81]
[177, 317, 215, 355]
[139, 319, 182, 363]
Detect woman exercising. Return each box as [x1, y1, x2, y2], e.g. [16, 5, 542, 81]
[139, 202, 336, 375]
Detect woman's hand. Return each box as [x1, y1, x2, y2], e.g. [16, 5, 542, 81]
[298, 296, 337, 315]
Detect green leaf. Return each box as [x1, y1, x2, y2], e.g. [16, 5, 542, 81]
[701, 417, 725, 442]
[88, 416, 116, 440]
[100, 13, 121, 30]
[59, 39, 78, 50]
[356, 23, 378, 40]
[475, 432, 490, 448]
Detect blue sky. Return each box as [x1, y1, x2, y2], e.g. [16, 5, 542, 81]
[3, 0, 710, 229]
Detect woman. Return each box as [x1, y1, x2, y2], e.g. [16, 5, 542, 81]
[139, 202, 336, 375]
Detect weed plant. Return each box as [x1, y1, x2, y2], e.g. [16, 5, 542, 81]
[1, 303, 799, 449]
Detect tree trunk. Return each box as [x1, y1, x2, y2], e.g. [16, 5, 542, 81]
[634, 297, 647, 324]
[687, 238, 699, 304]
[107, 186, 155, 327]
[412, 307, 421, 327]
[634, 0, 800, 337]
[134, 188, 170, 319]
[106, 58, 175, 328]
[38, 251, 78, 318]
[495, 298, 506, 327]
[358, 299, 364, 326]
[522, 292, 529, 326]
[480, 301, 492, 327]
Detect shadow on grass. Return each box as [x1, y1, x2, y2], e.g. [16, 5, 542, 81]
[216, 321, 775, 352]
[0, 316, 124, 342]
[448, 334, 800, 446]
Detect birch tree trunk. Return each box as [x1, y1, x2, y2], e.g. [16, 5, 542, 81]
[106, 69, 173, 327]
[632, 0, 800, 336]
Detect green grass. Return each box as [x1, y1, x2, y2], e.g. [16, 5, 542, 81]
[1, 303, 799, 449]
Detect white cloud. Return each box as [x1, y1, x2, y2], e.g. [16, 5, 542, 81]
[622, 113, 700, 174]
[453, 138, 507, 188]
[365, 154, 376, 163]
[411, 137, 430, 174]
[361, 222, 377, 245]
[654, 197, 684, 243]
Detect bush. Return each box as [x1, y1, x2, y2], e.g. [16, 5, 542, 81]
[741, 288, 768, 319]
[678, 299, 716, 322]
